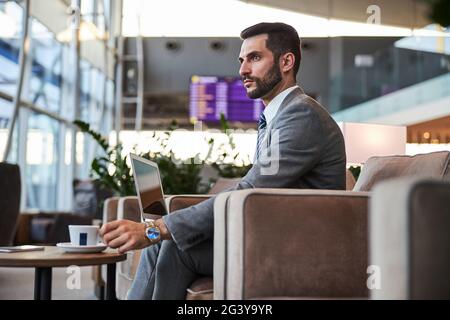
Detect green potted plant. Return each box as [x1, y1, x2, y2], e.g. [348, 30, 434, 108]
[208, 114, 251, 179]
[74, 116, 252, 197]
[74, 120, 210, 196]
[74, 120, 135, 196]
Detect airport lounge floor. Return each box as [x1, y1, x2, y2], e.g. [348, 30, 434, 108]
[0, 266, 98, 300]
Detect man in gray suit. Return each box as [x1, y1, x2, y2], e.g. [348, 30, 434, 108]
[100, 22, 346, 299]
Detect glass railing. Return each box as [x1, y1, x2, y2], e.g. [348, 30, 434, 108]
[329, 43, 450, 113]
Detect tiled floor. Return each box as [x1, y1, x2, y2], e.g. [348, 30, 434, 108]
[0, 266, 98, 300]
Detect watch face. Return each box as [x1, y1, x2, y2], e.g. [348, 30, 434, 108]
[146, 227, 160, 241]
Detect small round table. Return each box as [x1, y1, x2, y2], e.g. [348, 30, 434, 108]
[0, 246, 127, 300]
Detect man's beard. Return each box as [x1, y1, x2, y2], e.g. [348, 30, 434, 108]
[244, 63, 282, 99]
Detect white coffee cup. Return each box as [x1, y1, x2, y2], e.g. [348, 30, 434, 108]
[69, 225, 100, 246]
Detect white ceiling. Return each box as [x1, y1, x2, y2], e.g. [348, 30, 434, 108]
[239, 0, 431, 28]
[123, 0, 436, 37]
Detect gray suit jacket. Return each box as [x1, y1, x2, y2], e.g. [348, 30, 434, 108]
[163, 87, 346, 251]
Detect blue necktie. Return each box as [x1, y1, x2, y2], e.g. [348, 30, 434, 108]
[256, 112, 267, 160]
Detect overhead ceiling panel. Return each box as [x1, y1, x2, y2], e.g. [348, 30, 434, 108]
[239, 0, 431, 28]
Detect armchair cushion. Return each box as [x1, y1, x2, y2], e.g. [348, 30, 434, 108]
[354, 151, 450, 191]
[186, 277, 214, 300]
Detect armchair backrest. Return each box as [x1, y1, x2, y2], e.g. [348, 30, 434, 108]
[346, 169, 356, 190]
[208, 178, 241, 194]
[0, 162, 21, 245]
[354, 151, 450, 192]
[102, 197, 120, 223]
[117, 196, 141, 222]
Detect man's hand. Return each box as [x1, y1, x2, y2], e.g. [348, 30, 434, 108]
[100, 219, 172, 253]
[100, 220, 150, 254]
[155, 218, 172, 241]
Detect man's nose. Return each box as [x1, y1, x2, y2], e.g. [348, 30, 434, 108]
[239, 61, 250, 78]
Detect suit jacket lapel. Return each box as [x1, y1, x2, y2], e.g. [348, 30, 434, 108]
[256, 87, 304, 162]
[266, 86, 305, 133]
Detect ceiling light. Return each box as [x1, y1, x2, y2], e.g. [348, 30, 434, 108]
[57, 20, 107, 43]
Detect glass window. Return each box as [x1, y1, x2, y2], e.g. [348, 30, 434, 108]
[77, 62, 108, 179]
[25, 112, 60, 211]
[79, 59, 91, 122]
[0, 54, 19, 96]
[0, 0, 115, 211]
[27, 18, 63, 113]
[103, 78, 114, 134]
[60, 44, 75, 120]
[96, 0, 106, 34]
[6, 114, 18, 164]
[81, 0, 95, 22]
[79, 63, 105, 126]
[0, 97, 13, 159]
[89, 68, 104, 129]
[0, 1, 23, 95]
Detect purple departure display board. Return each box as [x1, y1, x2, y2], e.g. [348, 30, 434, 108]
[189, 75, 264, 123]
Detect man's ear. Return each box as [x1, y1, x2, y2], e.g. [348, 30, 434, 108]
[281, 52, 295, 73]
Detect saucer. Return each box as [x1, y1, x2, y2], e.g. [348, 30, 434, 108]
[56, 242, 107, 253]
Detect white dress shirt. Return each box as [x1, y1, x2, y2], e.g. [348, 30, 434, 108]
[253, 85, 299, 162]
[262, 85, 299, 126]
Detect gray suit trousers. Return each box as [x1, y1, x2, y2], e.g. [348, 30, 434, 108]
[127, 239, 213, 300]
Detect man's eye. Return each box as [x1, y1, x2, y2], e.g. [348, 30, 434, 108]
[252, 55, 260, 61]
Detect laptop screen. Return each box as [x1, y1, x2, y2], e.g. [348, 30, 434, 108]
[130, 155, 168, 217]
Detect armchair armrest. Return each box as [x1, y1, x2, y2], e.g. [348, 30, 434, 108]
[214, 188, 370, 300]
[165, 195, 213, 212]
[115, 195, 212, 222]
[102, 197, 120, 224]
[114, 196, 150, 299]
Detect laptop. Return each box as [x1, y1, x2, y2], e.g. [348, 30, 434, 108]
[129, 153, 168, 221]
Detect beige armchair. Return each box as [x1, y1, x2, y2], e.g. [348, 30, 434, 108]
[370, 177, 450, 299]
[99, 178, 237, 299]
[108, 175, 356, 300]
[115, 195, 213, 299]
[214, 151, 450, 299]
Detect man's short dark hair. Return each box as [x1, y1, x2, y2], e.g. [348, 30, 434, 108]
[240, 22, 301, 79]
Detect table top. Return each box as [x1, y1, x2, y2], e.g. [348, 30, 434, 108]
[0, 246, 127, 268]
